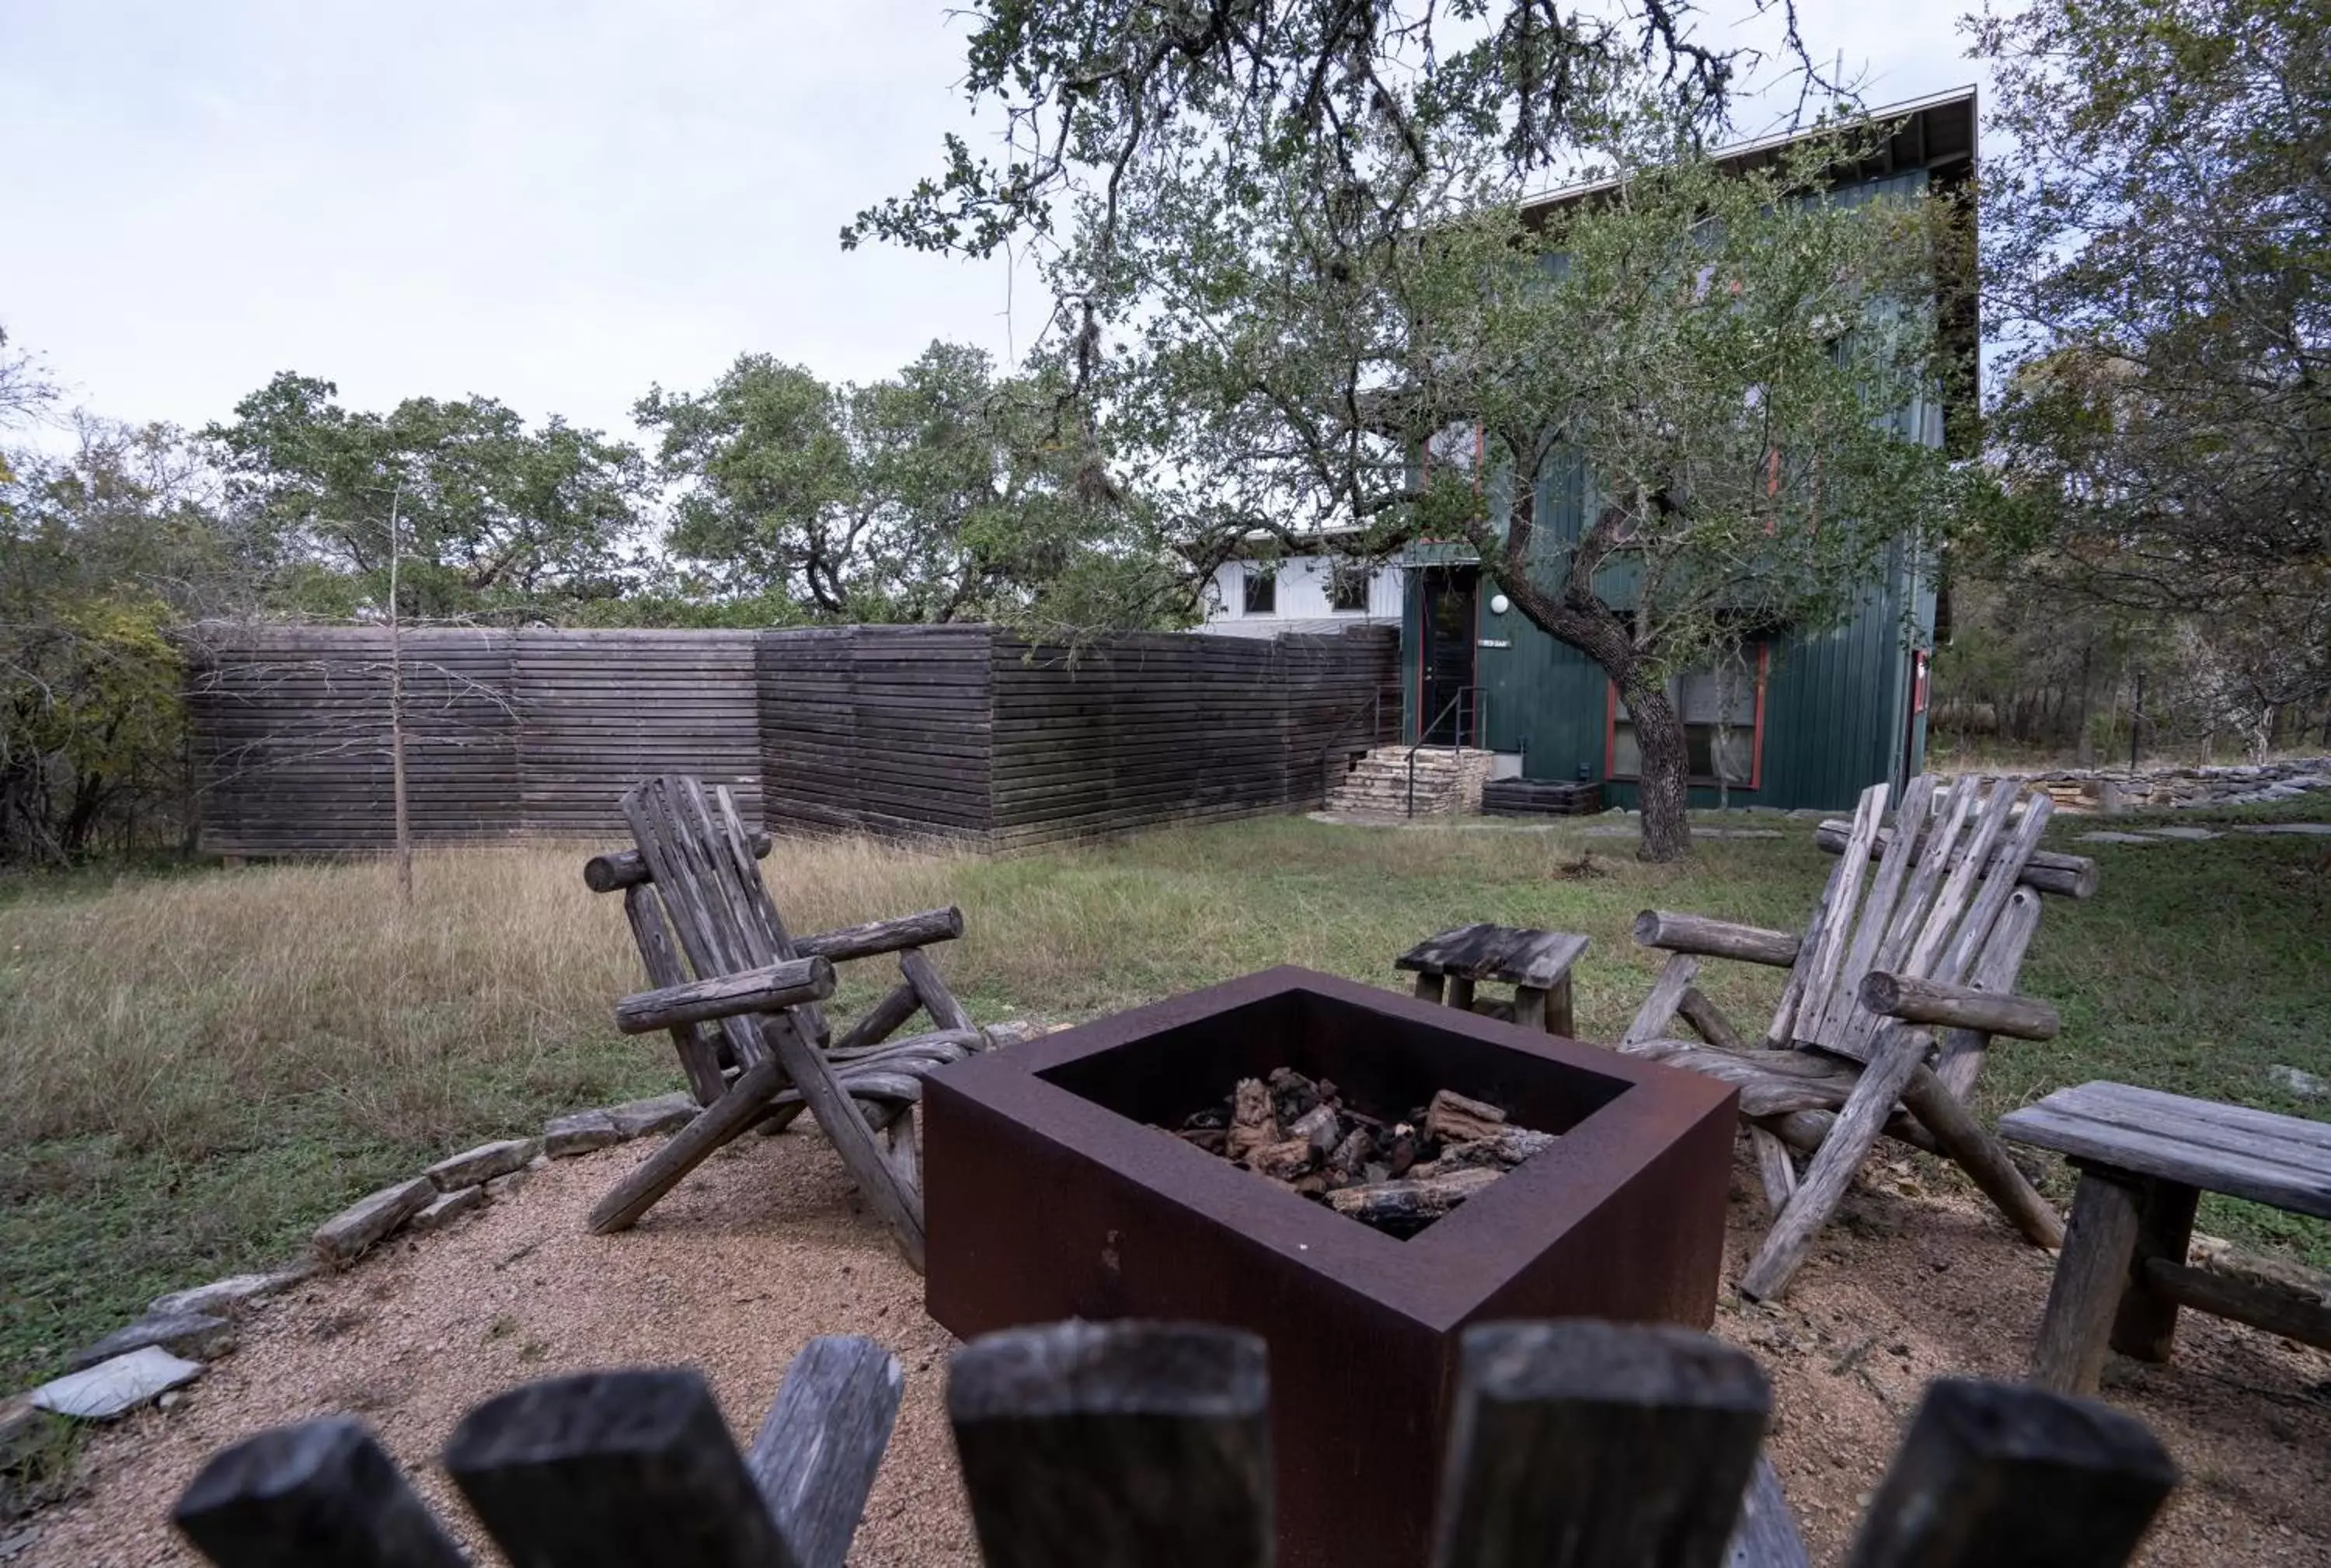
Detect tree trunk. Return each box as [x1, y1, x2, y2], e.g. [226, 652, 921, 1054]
[1624, 675, 1693, 862]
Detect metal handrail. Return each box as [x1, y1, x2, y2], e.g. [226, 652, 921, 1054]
[1407, 685, 1486, 817]
[1316, 681, 1404, 787]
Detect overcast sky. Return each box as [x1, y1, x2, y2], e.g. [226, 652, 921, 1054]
[1, 1, 1989, 441]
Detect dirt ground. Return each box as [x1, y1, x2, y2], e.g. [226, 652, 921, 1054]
[19, 1124, 2331, 1567]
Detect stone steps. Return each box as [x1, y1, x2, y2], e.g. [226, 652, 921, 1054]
[1325, 747, 1493, 816]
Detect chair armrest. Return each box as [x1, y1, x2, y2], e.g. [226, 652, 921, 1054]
[1632, 911, 1800, 967]
[1858, 971, 2061, 1041]
[615, 956, 835, 1035]
[793, 907, 964, 963]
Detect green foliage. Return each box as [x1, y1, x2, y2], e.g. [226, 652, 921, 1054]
[866, 10, 1957, 854]
[0, 421, 249, 862]
[1971, 0, 2331, 711]
[638, 342, 1185, 628]
[207, 372, 650, 618]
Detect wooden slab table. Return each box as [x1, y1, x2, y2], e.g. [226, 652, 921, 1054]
[2001, 1080, 2331, 1396]
[1395, 924, 1589, 1037]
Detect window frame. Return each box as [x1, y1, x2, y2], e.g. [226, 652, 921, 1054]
[1604, 643, 1770, 791]
[1241, 565, 1277, 616]
[1326, 559, 1371, 614]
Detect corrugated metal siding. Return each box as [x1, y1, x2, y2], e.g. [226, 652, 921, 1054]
[1392, 162, 1946, 810]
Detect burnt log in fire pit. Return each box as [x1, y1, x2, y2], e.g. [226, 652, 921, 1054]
[923, 966, 1737, 1568]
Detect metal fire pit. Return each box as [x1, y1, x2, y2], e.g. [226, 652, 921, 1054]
[923, 966, 1737, 1568]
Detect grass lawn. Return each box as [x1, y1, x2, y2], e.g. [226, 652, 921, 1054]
[2, 805, 2326, 1390]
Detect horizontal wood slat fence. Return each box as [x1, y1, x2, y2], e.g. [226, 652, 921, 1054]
[188, 623, 1397, 855]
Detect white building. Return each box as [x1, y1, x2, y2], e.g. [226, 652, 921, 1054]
[1197, 531, 1403, 638]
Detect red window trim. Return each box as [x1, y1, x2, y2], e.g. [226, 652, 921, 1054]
[1604, 644, 1769, 791]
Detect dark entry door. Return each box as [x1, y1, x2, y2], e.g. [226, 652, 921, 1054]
[1420, 567, 1478, 745]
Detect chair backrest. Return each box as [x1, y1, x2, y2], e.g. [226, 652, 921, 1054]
[620, 775, 829, 1047]
[1771, 775, 2053, 1065]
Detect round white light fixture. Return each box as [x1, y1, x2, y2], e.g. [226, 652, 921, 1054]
[1489, 593, 1510, 615]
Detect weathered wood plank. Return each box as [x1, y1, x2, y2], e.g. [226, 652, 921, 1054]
[948, 1320, 1272, 1568]
[1431, 1319, 1769, 1568]
[1633, 911, 1801, 968]
[1858, 971, 2061, 1042]
[747, 1336, 904, 1568]
[794, 907, 966, 963]
[2000, 1084, 2331, 1220]
[172, 1416, 466, 1568]
[443, 1368, 800, 1568]
[615, 956, 836, 1036]
[1814, 814, 2099, 899]
[1725, 1456, 1810, 1568]
[1841, 1378, 2175, 1566]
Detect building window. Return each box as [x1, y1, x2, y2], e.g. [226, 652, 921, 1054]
[1608, 646, 1767, 788]
[1242, 567, 1277, 615]
[1328, 561, 1370, 613]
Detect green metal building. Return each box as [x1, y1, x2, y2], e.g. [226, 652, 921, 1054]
[1396, 89, 1975, 813]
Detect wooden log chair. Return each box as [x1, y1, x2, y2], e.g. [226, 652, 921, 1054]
[582, 775, 1005, 1270]
[172, 1318, 2180, 1568]
[1618, 775, 2102, 1301]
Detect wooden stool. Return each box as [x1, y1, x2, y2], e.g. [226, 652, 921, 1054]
[1395, 924, 1589, 1037]
[2002, 1081, 2331, 1396]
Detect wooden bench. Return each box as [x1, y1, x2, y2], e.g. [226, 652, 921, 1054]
[2002, 1080, 2331, 1396]
[1395, 924, 1588, 1036]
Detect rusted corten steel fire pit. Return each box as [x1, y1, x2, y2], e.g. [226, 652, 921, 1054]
[922, 966, 1737, 1568]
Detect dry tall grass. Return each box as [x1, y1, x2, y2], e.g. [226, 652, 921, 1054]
[0, 838, 964, 1161]
[8, 807, 2321, 1388]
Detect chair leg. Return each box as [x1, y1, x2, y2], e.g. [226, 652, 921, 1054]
[1897, 1068, 2064, 1249]
[2110, 1178, 2198, 1364]
[1622, 953, 1700, 1045]
[756, 1011, 929, 1270]
[1737, 1026, 1928, 1301]
[2031, 1169, 2147, 1396]
[590, 1060, 785, 1235]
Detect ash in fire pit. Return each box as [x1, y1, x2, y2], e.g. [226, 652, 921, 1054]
[1160, 1067, 1555, 1238]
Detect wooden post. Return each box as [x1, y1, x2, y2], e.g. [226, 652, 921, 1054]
[2104, 1179, 2198, 1365]
[746, 1336, 904, 1568]
[1415, 972, 1448, 1004]
[173, 1416, 465, 1568]
[444, 1368, 801, 1568]
[2030, 1169, 2148, 1396]
[1432, 1319, 1770, 1568]
[1841, 1378, 2176, 1567]
[948, 1320, 1272, 1568]
[1727, 1456, 1810, 1568]
[385, 483, 412, 910]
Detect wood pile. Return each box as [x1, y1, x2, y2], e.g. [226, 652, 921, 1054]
[1160, 1068, 1553, 1239]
